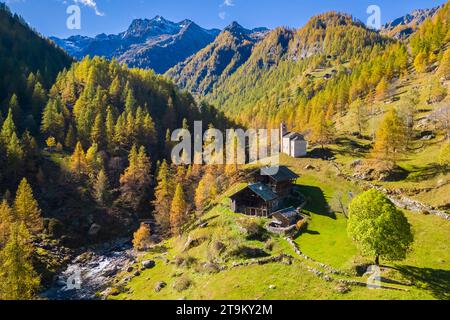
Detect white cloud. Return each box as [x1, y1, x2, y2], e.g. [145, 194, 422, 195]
[219, 0, 234, 20]
[73, 0, 104, 16]
[223, 0, 235, 6]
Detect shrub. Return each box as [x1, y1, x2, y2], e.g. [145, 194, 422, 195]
[174, 255, 197, 268]
[173, 276, 192, 292]
[264, 239, 275, 251]
[296, 219, 308, 232]
[213, 240, 225, 252]
[239, 219, 268, 241]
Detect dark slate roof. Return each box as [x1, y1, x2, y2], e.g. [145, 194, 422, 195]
[272, 207, 299, 224]
[283, 132, 305, 140]
[248, 183, 278, 202]
[260, 166, 299, 182]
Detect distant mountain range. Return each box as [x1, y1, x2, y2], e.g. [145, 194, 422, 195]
[51, 6, 439, 78]
[168, 12, 386, 100]
[381, 5, 442, 39]
[166, 21, 269, 95]
[51, 16, 267, 74]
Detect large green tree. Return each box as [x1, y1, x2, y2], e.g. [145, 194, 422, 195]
[348, 189, 413, 265]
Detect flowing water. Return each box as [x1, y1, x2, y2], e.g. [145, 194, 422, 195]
[43, 239, 134, 300]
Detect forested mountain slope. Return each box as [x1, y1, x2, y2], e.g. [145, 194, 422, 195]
[205, 12, 391, 125]
[0, 3, 72, 118]
[166, 22, 269, 95]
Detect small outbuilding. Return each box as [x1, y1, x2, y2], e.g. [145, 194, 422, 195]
[272, 207, 301, 228]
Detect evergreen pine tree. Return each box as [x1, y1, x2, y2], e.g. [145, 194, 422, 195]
[1, 109, 16, 145]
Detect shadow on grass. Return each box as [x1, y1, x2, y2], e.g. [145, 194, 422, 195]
[304, 230, 320, 235]
[296, 185, 336, 220]
[334, 136, 371, 158]
[308, 147, 335, 160]
[394, 265, 450, 300]
[405, 163, 444, 182]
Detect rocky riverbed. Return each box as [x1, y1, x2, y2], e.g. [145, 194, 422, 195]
[42, 239, 135, 300]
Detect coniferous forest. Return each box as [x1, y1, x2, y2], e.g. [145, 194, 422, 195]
[0, 1, 449, 302]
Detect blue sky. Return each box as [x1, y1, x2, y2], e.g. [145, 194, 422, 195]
[4, 0, 448, 38]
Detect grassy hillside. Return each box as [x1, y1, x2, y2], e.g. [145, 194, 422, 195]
[108, 155, 450, 300]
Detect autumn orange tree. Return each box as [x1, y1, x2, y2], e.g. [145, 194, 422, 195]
[133, 224, 153, 251]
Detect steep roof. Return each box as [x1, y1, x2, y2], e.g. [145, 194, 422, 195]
[248, 183, 278, 201]
[260, 166, 299, 182]
[283, 132, 305, 140]
[229, 182, 278, 202]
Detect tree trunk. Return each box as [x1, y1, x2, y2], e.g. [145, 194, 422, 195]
[375, 255, 380, 266]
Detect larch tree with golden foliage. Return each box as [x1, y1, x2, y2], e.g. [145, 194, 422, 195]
[153, 160, 173, 234]
[170, 183, 187, 236]
[195, 173, 218, 210]
[0, 200, 15, 247]
[13, 178, 43, 235]
[375, 77, 390, 102]
[372, 108, 408, 163]
[70, 141, 87, 178]
[132, 224, 153, 251]
[310, 111, 335, 151]
[119, 145, 151, 211]
[92, 169, 110, 207]
[0, 223, 40, 300]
